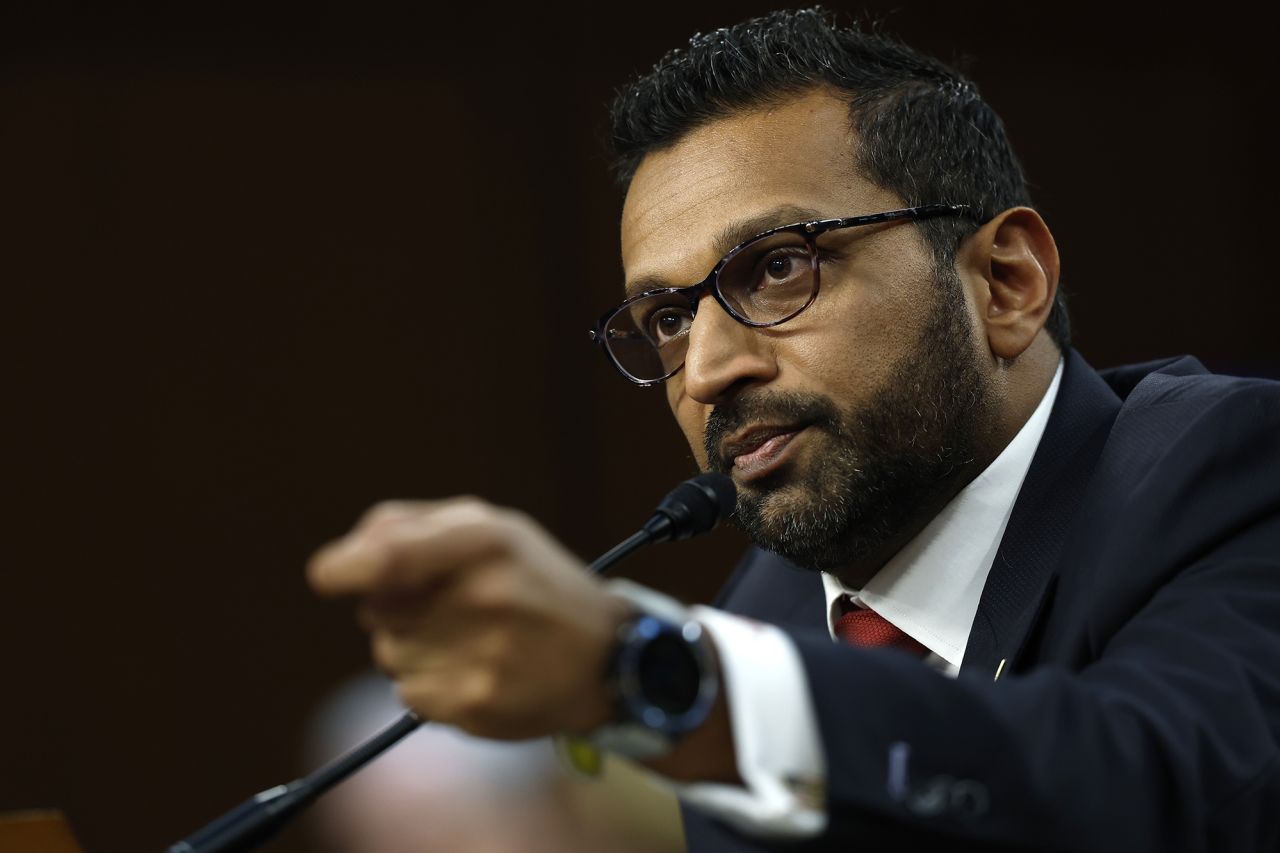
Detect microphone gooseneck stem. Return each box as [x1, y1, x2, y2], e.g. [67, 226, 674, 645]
[164, 533, 655, 853]
[167, 712, 422, 853]
[166, 473, 734, 853]
[587, 529, 651, 576]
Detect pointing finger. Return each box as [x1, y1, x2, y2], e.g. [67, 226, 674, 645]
[307, 499, 515, 597]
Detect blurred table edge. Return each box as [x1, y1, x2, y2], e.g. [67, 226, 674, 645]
[0, 810, 85, 853]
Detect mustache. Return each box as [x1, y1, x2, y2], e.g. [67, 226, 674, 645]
[703, 390, 842, 472]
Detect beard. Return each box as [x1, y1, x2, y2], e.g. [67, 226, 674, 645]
[703, 267, 992, 574]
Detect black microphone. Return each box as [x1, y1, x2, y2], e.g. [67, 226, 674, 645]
[646, 471, 738, 543]
[166, 472, 736, 853]
[589, 472, 736, 573]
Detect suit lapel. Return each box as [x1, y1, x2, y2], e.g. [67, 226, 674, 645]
[961, 351, 1122, 678]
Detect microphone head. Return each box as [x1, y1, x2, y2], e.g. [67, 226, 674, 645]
[645, 472, 737, 543]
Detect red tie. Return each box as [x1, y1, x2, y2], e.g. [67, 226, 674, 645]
[835, 604, 930, 658]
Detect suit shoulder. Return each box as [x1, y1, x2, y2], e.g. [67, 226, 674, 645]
[1069, 364, 1280, 569]
[1106, 366, 1280, 466]
[1123, 365, 1280, 413]
[1099, 353, 1280, 413]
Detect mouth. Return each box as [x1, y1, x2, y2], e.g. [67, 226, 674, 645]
[722, 423, 810, 482]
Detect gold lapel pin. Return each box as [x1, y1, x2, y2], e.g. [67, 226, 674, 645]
[994, 659, 1007, 682]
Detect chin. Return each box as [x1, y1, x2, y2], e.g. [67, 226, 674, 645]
[733, 477, 858, 569]
[750, 479, 813, 527]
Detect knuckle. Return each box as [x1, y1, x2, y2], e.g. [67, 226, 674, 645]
[359, 500, 418, 529]
[497, 505, 534, 528]
[499, 508, 544, 546]
[446, 495, 491, 520]
[433, 497, 504, 537]
[491, 511, 534, 551]
[458, 515, 521, 558]
[442, 498, 533, 548]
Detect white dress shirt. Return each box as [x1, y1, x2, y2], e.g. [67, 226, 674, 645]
[671, 361, 1064, 838]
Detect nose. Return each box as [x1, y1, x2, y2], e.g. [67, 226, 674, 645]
[681, 295, 778, 405]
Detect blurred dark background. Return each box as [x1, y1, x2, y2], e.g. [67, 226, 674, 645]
[2, 2, 1276, 850]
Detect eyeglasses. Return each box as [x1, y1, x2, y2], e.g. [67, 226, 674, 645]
[589, 203, 971, 386]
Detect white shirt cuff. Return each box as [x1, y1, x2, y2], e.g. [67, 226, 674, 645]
[674, 606, 827, 839]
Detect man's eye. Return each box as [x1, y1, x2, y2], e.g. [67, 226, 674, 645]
[646, 307, 693, 344]
[754, 249, 808, 289]
[766, 256, 795, 279]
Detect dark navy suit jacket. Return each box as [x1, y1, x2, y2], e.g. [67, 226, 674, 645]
[681, 350, 1280, 852]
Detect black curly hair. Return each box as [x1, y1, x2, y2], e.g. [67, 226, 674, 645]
[610, 7, 1069, 349]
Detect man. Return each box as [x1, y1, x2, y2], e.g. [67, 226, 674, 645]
[308, 8, 1280, 851]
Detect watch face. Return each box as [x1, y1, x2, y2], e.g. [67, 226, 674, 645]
[610, 614, 718, 745]
[637, 631, 702, 714]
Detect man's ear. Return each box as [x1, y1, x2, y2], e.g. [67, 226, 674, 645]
[959, 207, 1060, 361]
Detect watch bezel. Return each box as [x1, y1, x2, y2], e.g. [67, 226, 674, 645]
[613, 614, 719, 738]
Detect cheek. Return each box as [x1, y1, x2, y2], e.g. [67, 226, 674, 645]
[667, 386, 711, 466]
[783, 279, 919, 396]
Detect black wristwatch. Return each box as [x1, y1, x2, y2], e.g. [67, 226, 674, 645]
[591, 581, 720, 759]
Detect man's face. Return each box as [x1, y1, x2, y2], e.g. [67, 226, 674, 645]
[620, 88, 994, 578]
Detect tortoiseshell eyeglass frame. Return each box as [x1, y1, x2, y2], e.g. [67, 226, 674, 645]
[589, 203, 973, 387]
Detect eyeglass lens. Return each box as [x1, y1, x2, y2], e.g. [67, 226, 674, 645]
[605, 231, 818, 382]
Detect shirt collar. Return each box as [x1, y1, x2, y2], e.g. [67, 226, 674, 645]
[822, 359, 1064, 673]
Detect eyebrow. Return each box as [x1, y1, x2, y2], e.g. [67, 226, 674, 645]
[623, 204, 826, 300]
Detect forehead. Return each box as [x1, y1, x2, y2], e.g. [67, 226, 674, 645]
[620, 88, 898, 290]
